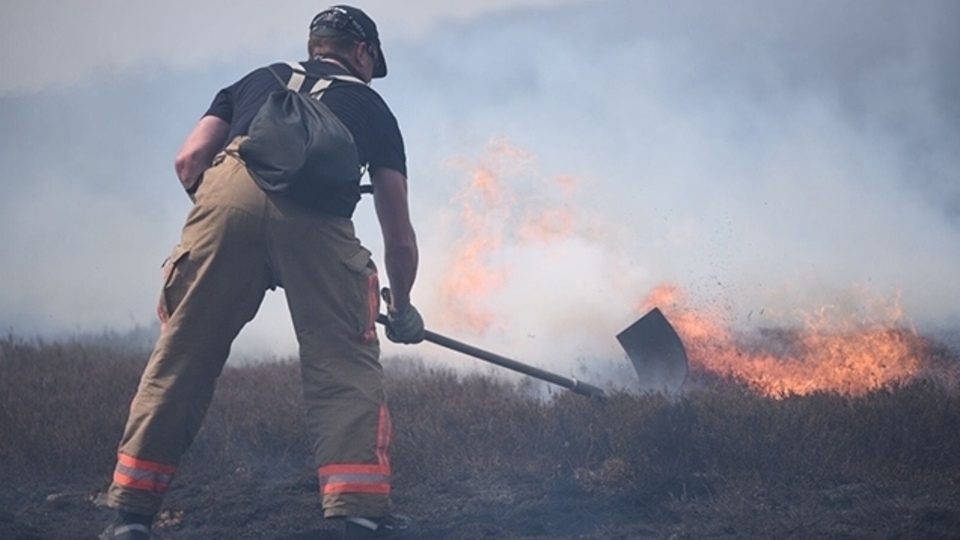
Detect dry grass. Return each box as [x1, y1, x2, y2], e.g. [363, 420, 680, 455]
[2, 334, 959, 504]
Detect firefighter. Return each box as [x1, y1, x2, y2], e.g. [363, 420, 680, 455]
[100, 5, 422, 539]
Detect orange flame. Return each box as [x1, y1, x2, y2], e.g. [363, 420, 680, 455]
[437, 142, 579, 332]
[519, 175, 577, 244]
[640, 284, 925, 397]
[437, 141, 929, 397]
[437, 165, 507, 331]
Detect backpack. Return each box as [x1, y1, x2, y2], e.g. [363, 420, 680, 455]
[237, 62, 365, 199]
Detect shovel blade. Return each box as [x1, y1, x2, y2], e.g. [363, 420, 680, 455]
[617, 308, 689, 395]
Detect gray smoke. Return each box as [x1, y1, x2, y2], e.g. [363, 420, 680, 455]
[1, 0, 957, 367]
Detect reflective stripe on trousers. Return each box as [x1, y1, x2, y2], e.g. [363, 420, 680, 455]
[112, 452, 177, 495]
[318, 405, 392, 496]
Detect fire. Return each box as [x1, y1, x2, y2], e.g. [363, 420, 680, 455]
[640, 284, 925, 397]
[436, 140, 928, 397]
[437, 142, 581, 332]
[518, 203, 575, 244]
[437, 164, 508, 331]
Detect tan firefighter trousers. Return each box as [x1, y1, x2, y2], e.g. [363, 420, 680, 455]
[107, 138, 391, 519]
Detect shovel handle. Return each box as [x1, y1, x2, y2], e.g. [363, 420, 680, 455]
[376, 315, 605, 399]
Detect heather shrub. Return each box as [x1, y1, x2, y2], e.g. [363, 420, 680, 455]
[2, 334, 959, 504]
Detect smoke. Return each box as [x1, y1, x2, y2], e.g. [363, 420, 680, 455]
[0, 0, 587, 94]
[1, 0, 958, 373]
[382, 0, 960, 370]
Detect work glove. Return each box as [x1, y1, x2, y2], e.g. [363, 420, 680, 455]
[382, 288, 425, 344]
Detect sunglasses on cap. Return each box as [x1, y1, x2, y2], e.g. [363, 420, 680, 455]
[310, 5, 387, 78]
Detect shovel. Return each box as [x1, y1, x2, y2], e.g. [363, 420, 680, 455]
[375, 307, 688, 398]
[616, 308, 689, 395]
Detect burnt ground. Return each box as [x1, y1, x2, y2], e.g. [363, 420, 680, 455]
[3, 467, 959, 539]
[3, 336, 960, 539]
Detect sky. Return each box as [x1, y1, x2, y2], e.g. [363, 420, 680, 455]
[1, 0, 958, 374]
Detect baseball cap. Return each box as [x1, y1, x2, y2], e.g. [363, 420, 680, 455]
[310, 5, 387, 78]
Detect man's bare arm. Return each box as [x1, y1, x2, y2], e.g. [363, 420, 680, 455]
[371, 167, 418, 311]
[174, 115, 230, 192]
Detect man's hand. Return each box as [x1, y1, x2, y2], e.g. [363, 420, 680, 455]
[382, 288, 424, 344]
[386, 303, 425, 344]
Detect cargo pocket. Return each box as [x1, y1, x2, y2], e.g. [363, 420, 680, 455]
[343, 248, 379, 344]
[156, 244, 190, 331]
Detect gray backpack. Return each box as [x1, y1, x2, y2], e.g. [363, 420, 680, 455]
[238, 62, 365, 200]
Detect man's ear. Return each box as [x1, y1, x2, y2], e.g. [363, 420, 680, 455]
[352, 41, 367, 65]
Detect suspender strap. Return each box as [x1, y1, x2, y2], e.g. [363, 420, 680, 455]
[311, 78, 333, 96]
[264, 61, 366, 95]
[287, 61, 365, 96]
[284, 61, 307, 91]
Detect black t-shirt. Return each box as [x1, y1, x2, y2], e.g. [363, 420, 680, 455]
[205, 59, 407, 179]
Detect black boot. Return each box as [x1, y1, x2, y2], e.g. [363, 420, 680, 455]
[343, 515, 415, 539]
[99, 510, 153, 540]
